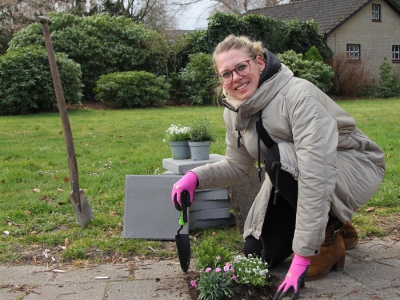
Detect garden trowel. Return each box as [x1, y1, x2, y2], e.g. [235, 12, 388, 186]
[175, 191, 191, 272]
[36, 16, 94, 228]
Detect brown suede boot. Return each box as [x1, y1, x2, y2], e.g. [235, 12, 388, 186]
[342, 222, 359, 250]
[306, 220, 345, 281]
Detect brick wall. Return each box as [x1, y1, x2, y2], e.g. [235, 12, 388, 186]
[327, 0, 400, 80]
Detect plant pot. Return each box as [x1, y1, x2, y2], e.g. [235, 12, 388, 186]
[169, 141, 191, 160]
[188, 141, 211, 161]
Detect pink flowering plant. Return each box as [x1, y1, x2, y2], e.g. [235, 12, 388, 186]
[195, 257, 235, 300]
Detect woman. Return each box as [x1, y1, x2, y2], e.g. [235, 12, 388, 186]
[171, 35, 385, 299]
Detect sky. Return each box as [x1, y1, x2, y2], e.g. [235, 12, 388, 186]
[176, 1, 214, 30]
[176, 0, 290, 30]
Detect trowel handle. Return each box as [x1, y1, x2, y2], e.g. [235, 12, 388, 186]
[178, 191, 190, 225]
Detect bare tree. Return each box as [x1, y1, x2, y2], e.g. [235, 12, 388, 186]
[172, 0, 284, 16]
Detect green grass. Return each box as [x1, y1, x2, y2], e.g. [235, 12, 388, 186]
[0, 99, 399, 263]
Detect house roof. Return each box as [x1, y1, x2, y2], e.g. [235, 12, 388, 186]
[247, 0, 400, 37]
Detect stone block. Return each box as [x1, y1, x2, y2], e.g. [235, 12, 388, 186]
[190, 207, 231, 221]
[123, 175, 188, 240]
[190, 214, 236, 230]
[162, 154, 224, 175]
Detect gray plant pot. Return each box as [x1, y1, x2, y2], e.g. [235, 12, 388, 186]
[188, 141, 211, 161]
[169, 141, 191, 160]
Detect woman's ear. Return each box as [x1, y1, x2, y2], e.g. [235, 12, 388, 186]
[256, 55, 266, 72]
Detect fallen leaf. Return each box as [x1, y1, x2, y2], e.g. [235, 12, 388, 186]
[366, 207, 376, 212]
[386, 153, 391, 158]
[53, 176, 59, 181]
[33, 188, 40, 193]
[57, 188, 64, 192]
[63, 177, 69, 183]
[121, 160, 127, 164]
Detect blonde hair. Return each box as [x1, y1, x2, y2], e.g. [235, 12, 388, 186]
[213, 34, 265, 68]
[213, 35, 266, 100]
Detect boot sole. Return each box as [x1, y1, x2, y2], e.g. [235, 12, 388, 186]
[305, 255, 345, 281]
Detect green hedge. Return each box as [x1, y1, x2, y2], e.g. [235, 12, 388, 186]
[94, 71, 170, 108]
[0, 46, 82, 115]
[9, 12, 163, 101]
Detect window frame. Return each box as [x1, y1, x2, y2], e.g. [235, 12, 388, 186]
[346, 44, 361, 60]
[372, 4, 381, 21]
[393, 45, 400, 62]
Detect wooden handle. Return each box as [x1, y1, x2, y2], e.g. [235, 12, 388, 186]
[35, 16, 52, 26]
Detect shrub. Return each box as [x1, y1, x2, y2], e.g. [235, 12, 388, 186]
[304, 45, 323, 62]
[94, 71, 170, 108]
[277, 50, 334, 92]
[9, 12, 164, 101]
[191, 13, 332, 61]
[193, 237, 232, 270]
[378, 57, 400, 98]
[178, 53, 217, 105]
[188, 118, 216, 142]
[0, 46, 83, 115]
[328, 52, 373, 97]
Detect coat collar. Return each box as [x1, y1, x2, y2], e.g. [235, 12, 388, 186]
[224, 64, 294, 131]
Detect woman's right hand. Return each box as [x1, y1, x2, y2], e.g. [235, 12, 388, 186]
[171, 171, 198, 210]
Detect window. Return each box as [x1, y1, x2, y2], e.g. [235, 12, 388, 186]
[346, 44, 360, 60]
[393, 45, 400, 62]
[372, 4, 381, 21]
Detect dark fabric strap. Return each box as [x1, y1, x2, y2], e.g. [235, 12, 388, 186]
[256, 111, 276, 149]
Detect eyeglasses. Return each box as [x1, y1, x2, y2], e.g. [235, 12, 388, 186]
[216, 59, 254, 85]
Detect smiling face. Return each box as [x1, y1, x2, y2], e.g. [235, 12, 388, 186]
[215, 49, 266, 101]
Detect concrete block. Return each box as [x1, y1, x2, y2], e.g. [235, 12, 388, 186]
[190, 214, 236, 230]
[192, 188, 228, 201]
[190, 208, 231, 221]
[190, 200, 231, 211]
[162, 154, 224, 175]
[123, 175, 188, 240]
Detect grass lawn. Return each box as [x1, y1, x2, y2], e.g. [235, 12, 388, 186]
[0, 99, 399, 264]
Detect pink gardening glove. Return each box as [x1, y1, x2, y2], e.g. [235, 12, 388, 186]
[171, 171, 198, 210]
[273, 254, 310, 300]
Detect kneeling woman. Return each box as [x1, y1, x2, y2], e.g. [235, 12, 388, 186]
[171, 35, 385, 299]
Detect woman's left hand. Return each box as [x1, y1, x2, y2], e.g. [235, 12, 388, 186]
[273, 254, 310, 300]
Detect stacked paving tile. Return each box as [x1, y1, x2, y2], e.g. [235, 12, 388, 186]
[123, 154, 235, 241]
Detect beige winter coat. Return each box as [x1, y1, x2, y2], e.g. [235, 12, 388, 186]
[191, 64, 386, 257]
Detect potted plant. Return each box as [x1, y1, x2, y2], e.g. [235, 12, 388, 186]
[165, 124, 191, 159]
[188, 118, 216, 161]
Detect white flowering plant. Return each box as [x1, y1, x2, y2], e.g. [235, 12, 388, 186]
[231, 254, 270, 287]
[164, 124, 191, 142]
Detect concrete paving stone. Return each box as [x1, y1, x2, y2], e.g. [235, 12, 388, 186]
[22, 282, 106, 300]
[190, 199, 231, 211]
[192, 189, 228, 201]
[107, 279, 189, 300]
[124, 175, 188, 240]
[162, 154, 224, 175]
[190, 207, 231, 221]
[189, 215, 236, 230]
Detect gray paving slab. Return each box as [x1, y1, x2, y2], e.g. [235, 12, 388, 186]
[271, 237, 400, 299]
[123, 175, 188, 240]
[1, 238, 399, 300]
[162, 154, 224, 175]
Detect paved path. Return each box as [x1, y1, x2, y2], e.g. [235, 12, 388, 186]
[0, 237, 399, 300]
